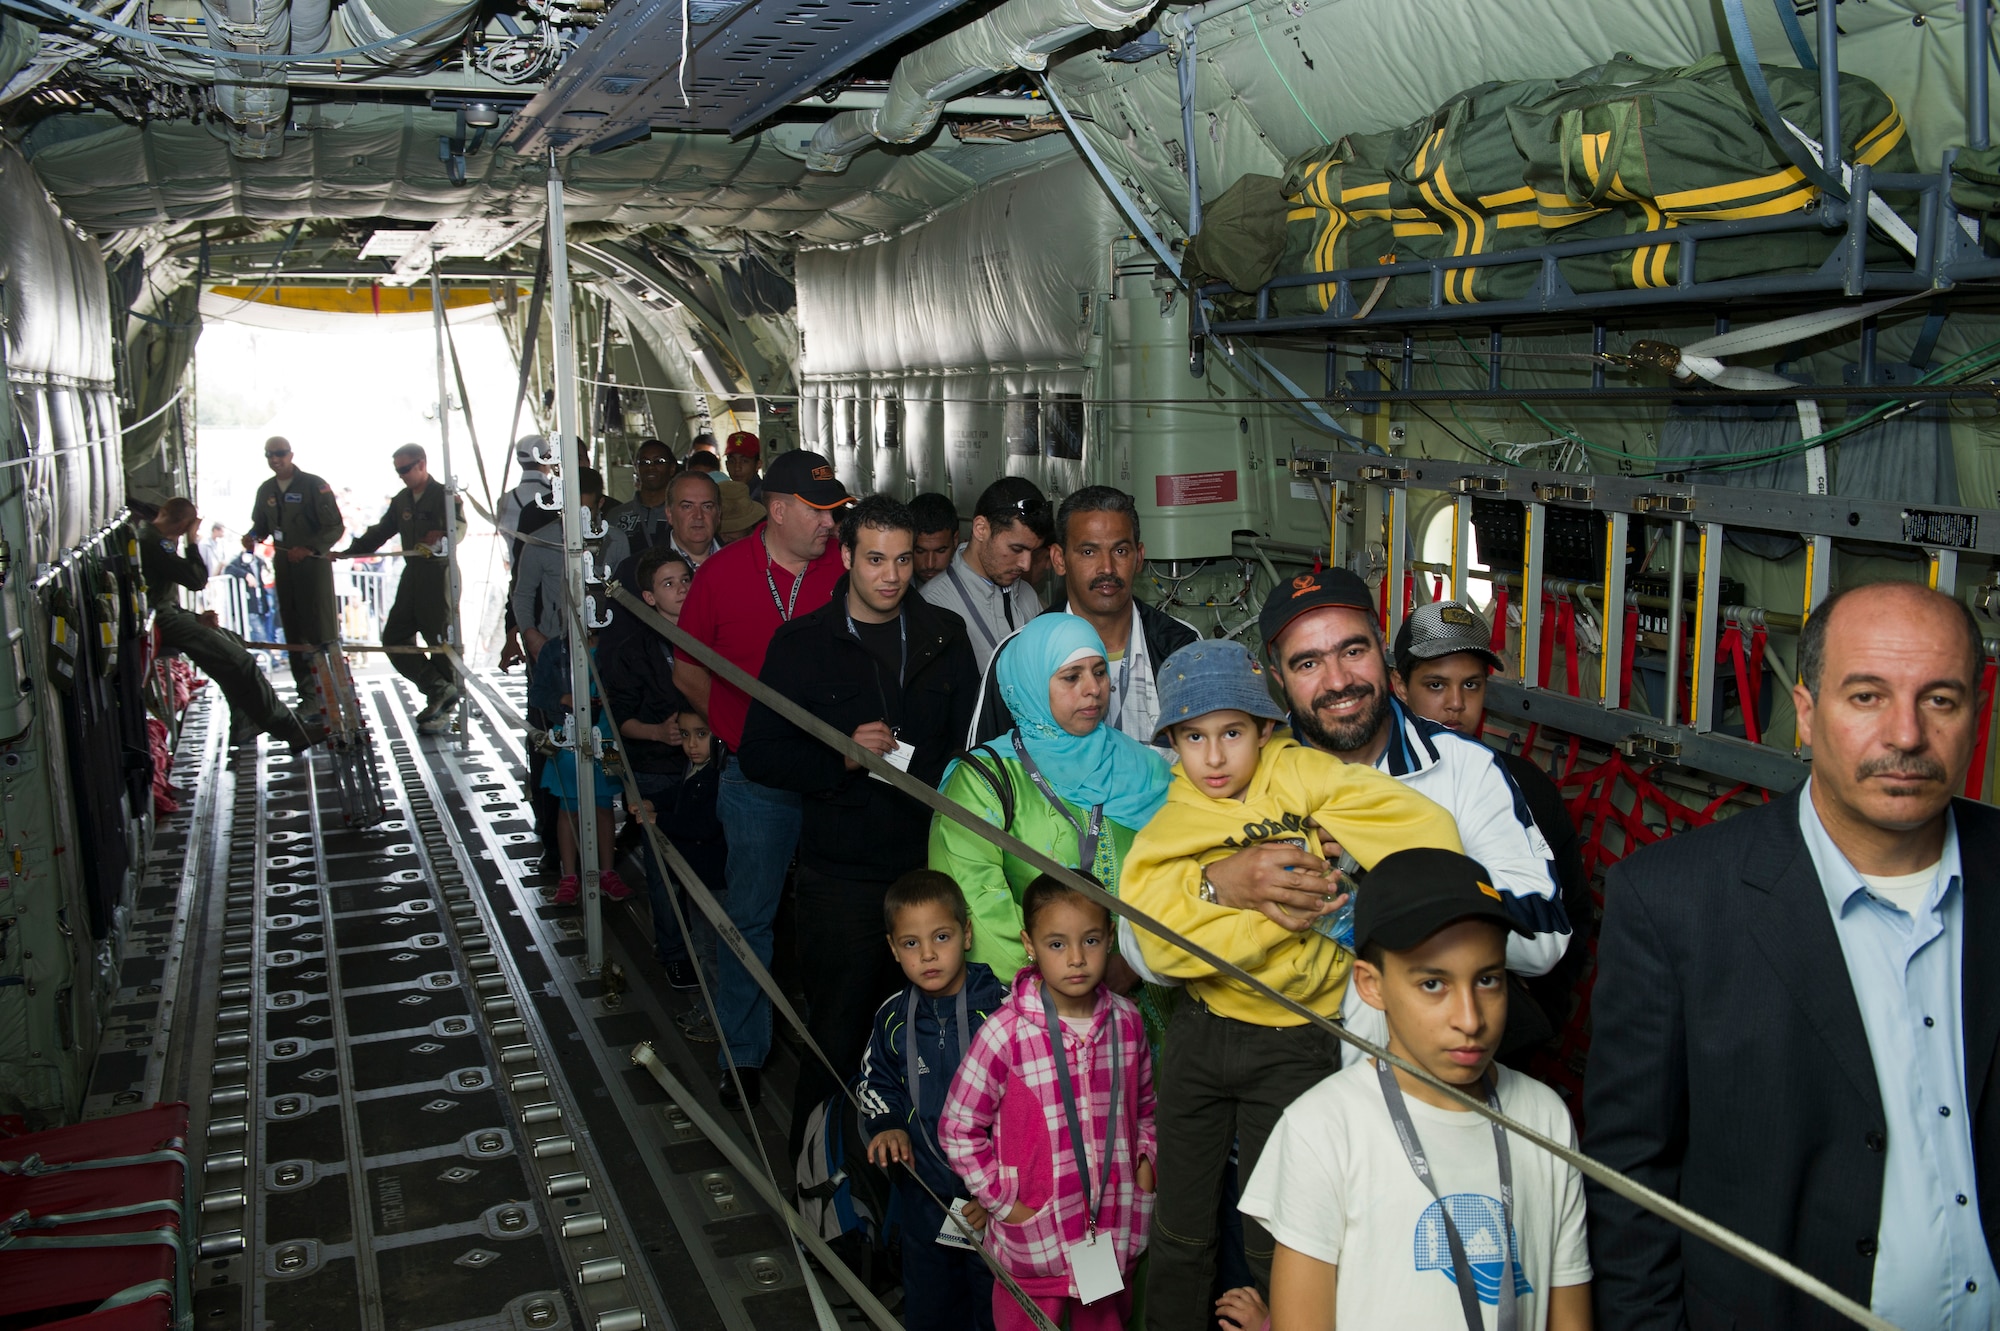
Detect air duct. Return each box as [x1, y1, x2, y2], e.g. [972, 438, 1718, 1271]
[334, 0, 479, 65]
[203, 0, 291, 159]
[804, 0, 1159, 172]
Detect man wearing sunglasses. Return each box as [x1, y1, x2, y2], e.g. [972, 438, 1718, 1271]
[916, 475, 1051, 671]
[607, 438, 678, 556]
[335, 444, 466, 734]
[244, 436, 344, 710]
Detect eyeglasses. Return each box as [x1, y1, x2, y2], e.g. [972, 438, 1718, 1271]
[395, 462, 419, 476]
[636, 456, 673, 468]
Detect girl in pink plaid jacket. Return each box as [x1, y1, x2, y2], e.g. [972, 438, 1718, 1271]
[939, 883, 1158, 1331]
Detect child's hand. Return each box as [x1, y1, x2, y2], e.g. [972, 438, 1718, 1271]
[960, 1199, 990, 1231]
[1001, 1203, 1038, 1225]
[1215, 1286, 1269, 1331]
[865, 1129, 913, 1168]
[636, 799, 657, 826]
[1136, 1156, 1156, 1194]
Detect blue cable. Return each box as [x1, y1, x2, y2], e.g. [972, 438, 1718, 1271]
[0, 0, 480, 66]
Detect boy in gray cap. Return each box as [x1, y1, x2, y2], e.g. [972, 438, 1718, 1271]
[1120, 638, 1465, 1325]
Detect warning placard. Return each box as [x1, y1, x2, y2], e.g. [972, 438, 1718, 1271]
[1155, 470, 1240, 507]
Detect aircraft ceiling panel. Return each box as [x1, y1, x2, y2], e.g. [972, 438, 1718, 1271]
[502, 0, 979, 159]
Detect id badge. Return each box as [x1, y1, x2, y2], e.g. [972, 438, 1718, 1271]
[935, 1197, 978, 1250]
[869, 741, 916, 785]
[1065, 1230, 1123, 1305]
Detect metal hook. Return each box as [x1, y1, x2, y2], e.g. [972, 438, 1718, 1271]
[535, 475, 565, 511]
[584, 594, 615, 631]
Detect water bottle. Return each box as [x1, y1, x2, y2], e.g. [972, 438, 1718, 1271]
[1309, 850, 1363, 951]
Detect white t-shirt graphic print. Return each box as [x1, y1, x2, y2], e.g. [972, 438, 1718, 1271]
[1239, 1062, 1591, 1330]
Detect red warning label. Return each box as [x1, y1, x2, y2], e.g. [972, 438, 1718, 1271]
[1155, 470, 1240, 507]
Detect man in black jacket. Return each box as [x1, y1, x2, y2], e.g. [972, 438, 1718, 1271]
[739, 494, 980, 1164]
[1585, 580, 2000, 1329]
[967, 485, 1197, 747]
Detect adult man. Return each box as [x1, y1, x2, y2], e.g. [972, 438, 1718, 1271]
[659, 472, 721, 567]
[917, 476, 1049, 670]
[498, 435, 555, 673]
[510, 466, 631, 661]
[1212, 569, 1567, 973]
[607, 438, 677, 556]
[685, 452, 721, 475]
[245, 436, 344, 705]
[672, 450, 851, 1108]
[1390, 598, 1593, 1052]
[740, 494, 979, 1164]
[1585, 581, 2000, 1330]
[724, 431, 762, 496]
[140, 499, 318, 748]
[335, 445, 465, 735]
[198, 522, 229, 576]
[908, 492, 958, 586]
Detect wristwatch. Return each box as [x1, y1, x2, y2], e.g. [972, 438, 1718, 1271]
[1198, 870, 1218, 904]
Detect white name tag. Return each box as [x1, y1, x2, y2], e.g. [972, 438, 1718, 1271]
[1065, 1230, 1123, 1305]
[868, 741, 916, 784]
[935, 1197, 978, 1250]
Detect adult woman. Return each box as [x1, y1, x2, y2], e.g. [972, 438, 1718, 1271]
[929, 614, 1171, 982]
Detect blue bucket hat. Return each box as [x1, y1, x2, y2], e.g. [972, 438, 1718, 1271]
[1153, 639, 1288, 742]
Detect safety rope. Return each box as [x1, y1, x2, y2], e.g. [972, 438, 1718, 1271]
[601, 582, 1898, 1331]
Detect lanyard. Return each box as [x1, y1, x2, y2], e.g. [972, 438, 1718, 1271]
[944, 561, 1003, 654]
[846, 612, 908, 722]
[1011, 733, 1103, 871]
[763, 539, 805, 623]
[1107, 652, 1133, 733]
[905, 986, 970, 1173]
[1374, 1058, 1517, 1331]
[1039, 983, 1120, 1235]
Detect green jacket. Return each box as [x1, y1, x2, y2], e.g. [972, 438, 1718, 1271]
[928, 753, 1139, 983]
[249, 470, 344, 556]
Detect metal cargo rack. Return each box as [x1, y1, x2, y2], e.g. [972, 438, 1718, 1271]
[310, 645, 388, 828]
[1293, 447, 1998, 794]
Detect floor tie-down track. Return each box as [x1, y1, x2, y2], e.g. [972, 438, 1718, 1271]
[89, 668, 844, 1331]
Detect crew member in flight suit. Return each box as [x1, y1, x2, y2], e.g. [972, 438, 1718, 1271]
[244, 436, 344, 709]
[335, 444, 466, 734]
[140, 497, 320, 748]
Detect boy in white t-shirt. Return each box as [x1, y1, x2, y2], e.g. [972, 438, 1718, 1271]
[1237, 847, 1592, 1331]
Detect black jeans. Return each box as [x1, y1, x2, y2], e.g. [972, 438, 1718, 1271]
[1143, 998, 1342, 1330]
[787, 865, 903, 1171]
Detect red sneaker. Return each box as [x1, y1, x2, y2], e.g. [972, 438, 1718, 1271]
[600, 868, 633, 902]
[553, 875, 580, 906]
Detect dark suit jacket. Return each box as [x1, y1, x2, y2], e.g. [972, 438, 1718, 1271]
[1583, 786, 2000, 1329]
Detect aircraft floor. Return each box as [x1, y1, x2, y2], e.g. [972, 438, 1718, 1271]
[82, 666, 859, 1331]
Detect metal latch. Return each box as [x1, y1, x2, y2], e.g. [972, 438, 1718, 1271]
[1634, 493, 1696, 515]
[1358, 465, 1409, 482]
[1454, 475, 1505, 495]
[1540, 482, 1594, 504]
[1616, 734, 1683, 761]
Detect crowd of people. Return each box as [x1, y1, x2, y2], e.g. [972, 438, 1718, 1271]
[143, 423, 1992, 1331]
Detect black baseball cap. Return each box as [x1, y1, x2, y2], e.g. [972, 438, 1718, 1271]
[1352, 847, 1531, 954]
[760, 450, 853, 510]
[1258, 566, 1375, 655]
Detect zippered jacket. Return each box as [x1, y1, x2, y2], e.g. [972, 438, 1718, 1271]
[856, 961, 1008, 1200]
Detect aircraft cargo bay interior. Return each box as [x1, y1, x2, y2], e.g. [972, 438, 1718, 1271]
[2, 0, 2000, 1329]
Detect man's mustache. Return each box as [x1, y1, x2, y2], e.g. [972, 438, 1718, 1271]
[1312, 683, 1377, 711]
[1855, 753, 1948, 784]
[1090, 576, 1126, 594]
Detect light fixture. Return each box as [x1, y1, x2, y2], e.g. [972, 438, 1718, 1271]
[465, 102, 500, 128]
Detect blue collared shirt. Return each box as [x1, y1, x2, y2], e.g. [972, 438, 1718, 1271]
[1800, 781, 1997, 1327]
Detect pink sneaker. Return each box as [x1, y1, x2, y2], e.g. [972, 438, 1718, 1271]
[600, 868, 633, 901]
[553, 875, 580, 906]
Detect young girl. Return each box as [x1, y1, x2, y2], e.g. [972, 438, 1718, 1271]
[939, 875, 1157, 1331]
[528, 631, 631, 907]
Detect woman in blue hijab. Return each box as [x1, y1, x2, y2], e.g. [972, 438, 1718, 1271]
[929, 614, 1170, 980]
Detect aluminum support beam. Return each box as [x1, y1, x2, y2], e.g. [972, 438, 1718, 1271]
[1384, 487, 1409, 641]
[1599, 511, 1629, 710]
[1519, 502, 1546, 687]
[1449, 495, 1472, 603]
[1176, 26, 1201, 237]
[546, 159, 603, 972]
[428, 261, 464, 739]
[1329, 480, 1349, 572]
[1974, 0, 1993, 151]
[1931, 548, 1960, 596]
[1664, 520, 1687, 728]
[1689, 522, 1724, 734]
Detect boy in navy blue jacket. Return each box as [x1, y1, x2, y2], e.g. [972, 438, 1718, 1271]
[857, 869, 1005, 1331]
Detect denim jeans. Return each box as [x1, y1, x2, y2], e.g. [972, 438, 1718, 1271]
[714, 755, 801, 1071]
[634, 770, 689, 966]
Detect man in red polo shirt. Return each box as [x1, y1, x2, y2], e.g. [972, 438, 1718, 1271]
[673, 449, 851, 1107]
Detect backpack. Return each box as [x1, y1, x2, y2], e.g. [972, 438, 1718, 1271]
[794, 1091, 894, 1289]
[953, 744, 1017, 833]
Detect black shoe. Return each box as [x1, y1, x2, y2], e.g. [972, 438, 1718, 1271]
[664, 960, 698, 991]
[718, 1067, 761, 1111]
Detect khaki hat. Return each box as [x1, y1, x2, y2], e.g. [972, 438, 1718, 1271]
[717, 479, 766, 539]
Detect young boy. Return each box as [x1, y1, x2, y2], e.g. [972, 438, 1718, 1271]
[1122, 639, 1467, 1326]
[666, 707, 728, 1043]
[857, 870, 1006, 1331]
[1239, 847, 1592, 1330]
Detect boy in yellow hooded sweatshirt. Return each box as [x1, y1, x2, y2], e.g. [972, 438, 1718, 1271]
[1123, 638, 1463, 1327]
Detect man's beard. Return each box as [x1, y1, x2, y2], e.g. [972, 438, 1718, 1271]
[1290, 682, 1392, 755]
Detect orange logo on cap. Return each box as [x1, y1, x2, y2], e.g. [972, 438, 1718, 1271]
[811, 465, 834, 481]
[1290, 573, 1321, 597]
[1477, 880, 1501, 901]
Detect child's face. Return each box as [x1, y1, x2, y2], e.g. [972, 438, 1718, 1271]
[1353, 918, 1509, 1091]
[1168, 708, 1276, 802]
[643, 561, 694, 622]
[886, 900, 970, 997]
[1021, 897, 1111, 1006]
[679, 715, 712, 765]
